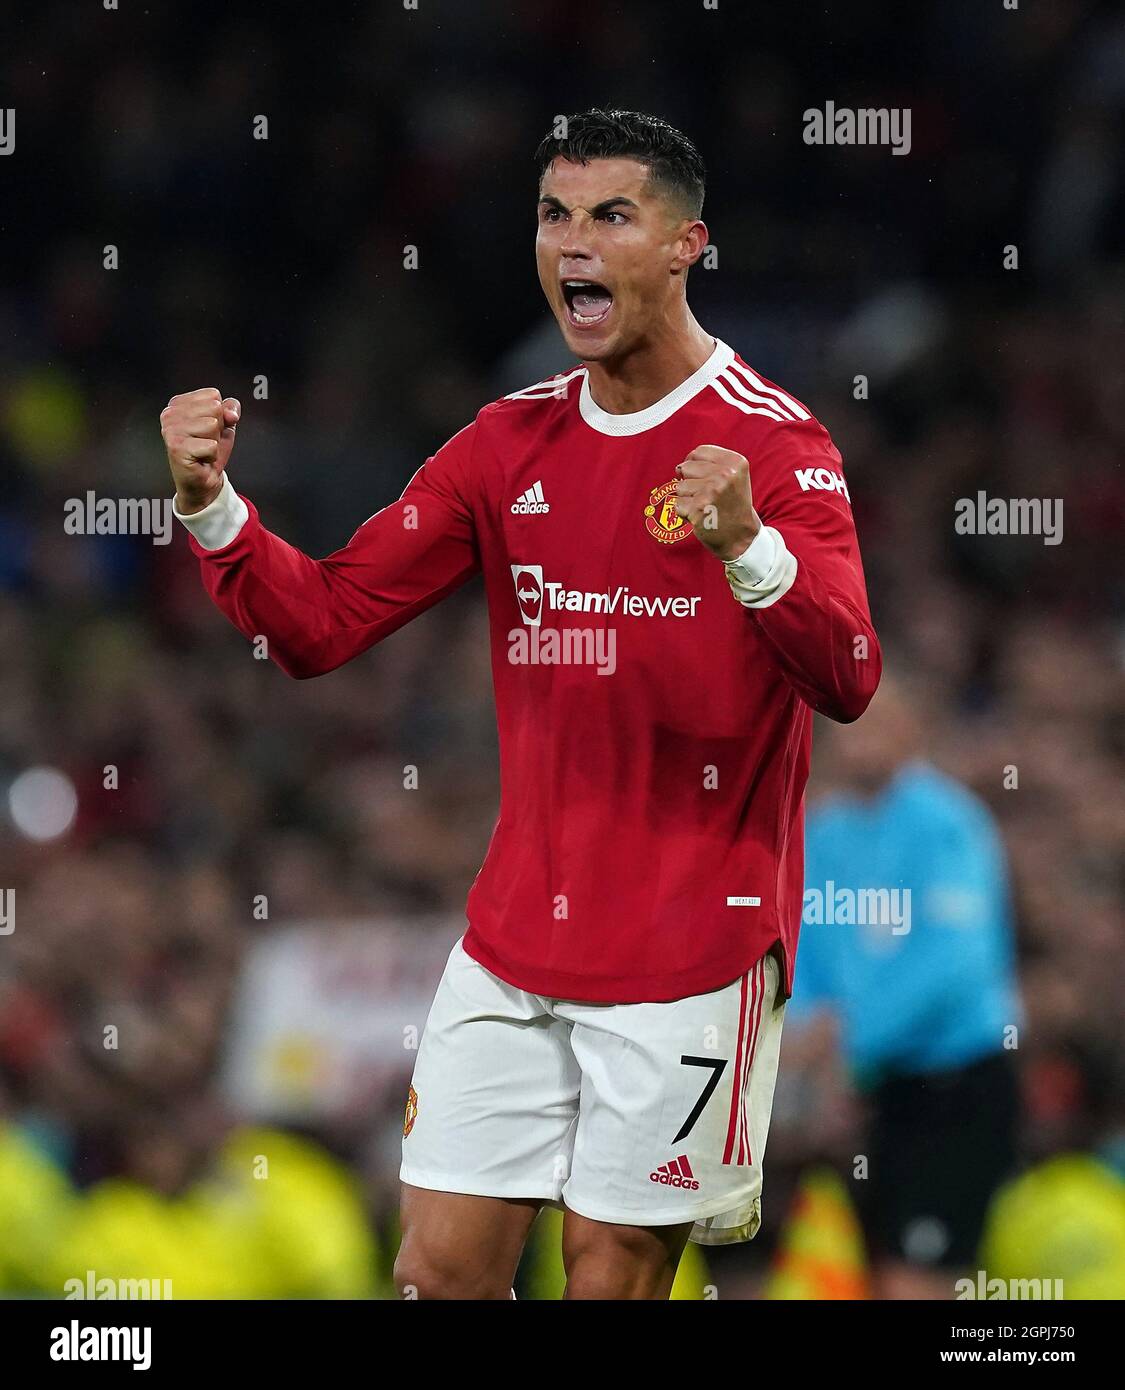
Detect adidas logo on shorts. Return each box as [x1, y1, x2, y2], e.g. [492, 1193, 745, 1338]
[649, 1155, 700, 1191]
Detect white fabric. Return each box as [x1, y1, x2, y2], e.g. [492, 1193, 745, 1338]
[726, 524, 777, 581]
[172, 473, 248, 551]
[578, 339, 735, 436]
[401, 937, 786, 1246]
[723, 525, 798, 609]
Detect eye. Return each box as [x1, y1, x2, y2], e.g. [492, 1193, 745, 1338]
[541, 207, 564, 223]
[600, 210, 627, 224]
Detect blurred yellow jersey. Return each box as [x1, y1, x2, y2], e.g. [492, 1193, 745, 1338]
[195, 1125, 380, 1298]
[45, 1125, 379, 1300]
[979, 1153, 1125, 1300]
[0, 1123, 76, 1294]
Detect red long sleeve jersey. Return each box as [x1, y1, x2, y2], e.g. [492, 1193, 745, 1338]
[186, 340, 880, 1003]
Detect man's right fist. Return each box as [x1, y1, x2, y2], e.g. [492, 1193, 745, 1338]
[161, 388, 241, 514]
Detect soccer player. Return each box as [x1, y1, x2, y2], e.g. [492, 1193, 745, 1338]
[162, 109, 881, 1300]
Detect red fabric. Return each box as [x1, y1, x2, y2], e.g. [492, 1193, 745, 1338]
[186, 356, 880, 1002]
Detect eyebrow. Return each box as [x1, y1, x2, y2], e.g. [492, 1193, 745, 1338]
[537, 195, 640, 215]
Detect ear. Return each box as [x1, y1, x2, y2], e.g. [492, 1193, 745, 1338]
[672, 219, 710, 274]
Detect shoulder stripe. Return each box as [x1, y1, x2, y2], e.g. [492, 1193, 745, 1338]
[710, 372, 786, 421]
[503, 367, 586, 401]
[727, 359, 809, 421]
[717, 368, 796, 420]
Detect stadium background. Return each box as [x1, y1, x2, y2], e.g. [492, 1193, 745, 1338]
[1, 0, 1122, 1298]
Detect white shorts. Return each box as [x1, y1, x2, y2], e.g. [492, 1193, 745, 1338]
[400, 937, 786, 1245]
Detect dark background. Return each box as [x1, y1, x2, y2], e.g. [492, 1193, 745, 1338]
[0, 0, 1121, 1298]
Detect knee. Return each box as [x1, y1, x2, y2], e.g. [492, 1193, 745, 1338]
[563, 1232, 674, 1300]
[564, 1249, 662, 1300]
[563, 1211, 690, 1300]
[562, 1250, 622, 1299]
[393, 1240, 512, 1301]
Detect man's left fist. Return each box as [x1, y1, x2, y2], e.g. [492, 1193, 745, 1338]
[672, 445, 762, 562]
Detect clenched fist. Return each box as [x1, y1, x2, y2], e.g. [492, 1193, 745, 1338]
[161, 388, 241, 514]
[672, 445, 761, 562]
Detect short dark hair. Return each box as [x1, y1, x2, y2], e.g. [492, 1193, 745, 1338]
[534, 109, 705, 218]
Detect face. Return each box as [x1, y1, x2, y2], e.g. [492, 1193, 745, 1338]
[536, 157, 706, 362]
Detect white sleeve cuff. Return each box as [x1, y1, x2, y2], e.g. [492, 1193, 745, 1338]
[723, 525, 798, 609]
[172, 473, 249, 550]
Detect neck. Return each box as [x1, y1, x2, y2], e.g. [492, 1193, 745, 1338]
[583, 306, 715, 415]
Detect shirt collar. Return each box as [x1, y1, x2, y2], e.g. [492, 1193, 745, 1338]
[578, 338, 735, 437]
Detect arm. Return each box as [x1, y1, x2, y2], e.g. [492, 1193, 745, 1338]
[161, 388, 481, 678]
[673, 421, 881, 723]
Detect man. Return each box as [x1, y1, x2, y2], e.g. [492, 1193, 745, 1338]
[787, 675, 1022, 1298]
[161, 109, 880, 1299]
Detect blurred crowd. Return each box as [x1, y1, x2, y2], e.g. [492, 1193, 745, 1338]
[1, 0, 1122, 1296]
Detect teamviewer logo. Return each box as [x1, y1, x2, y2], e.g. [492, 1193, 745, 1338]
[511, 564, 544, 626]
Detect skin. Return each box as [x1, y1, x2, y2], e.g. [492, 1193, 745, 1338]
[535, 156, 760, 561]
[393, 1189, 542, 1300]
[393, 1188, 690, 1301]
[161, 387, 240, 514]
[164, 151, 760, 1298]
[163, 156, 762, 558]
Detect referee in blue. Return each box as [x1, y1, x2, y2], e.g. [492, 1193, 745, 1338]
[788, 673, 1023, 1298]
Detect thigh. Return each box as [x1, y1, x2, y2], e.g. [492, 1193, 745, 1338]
[560, 1205, 693, 1300]
[561, 951, 786, 1245]
[401, 937, 581, 1202]
[397, 1184, 541, 1299]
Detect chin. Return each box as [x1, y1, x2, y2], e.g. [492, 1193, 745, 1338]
[558, 322, 621, 363]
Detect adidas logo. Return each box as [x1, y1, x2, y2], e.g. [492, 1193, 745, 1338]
[511, 481, 550, 514]
[649, 1155, 700, 1191]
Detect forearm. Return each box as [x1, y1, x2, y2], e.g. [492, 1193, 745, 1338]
[176, 475, 478, 678]
[724, 526, 881, 722]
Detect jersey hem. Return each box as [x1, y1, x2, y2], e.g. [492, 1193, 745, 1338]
[462, 925, 774, 1005]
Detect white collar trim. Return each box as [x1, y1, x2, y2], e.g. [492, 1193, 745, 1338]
[578, 338, 735, 436]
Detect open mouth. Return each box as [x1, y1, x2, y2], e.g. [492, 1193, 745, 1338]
[561, 279, 614, 328]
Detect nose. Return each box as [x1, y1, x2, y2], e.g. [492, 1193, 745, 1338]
[559, 208, 595, 262]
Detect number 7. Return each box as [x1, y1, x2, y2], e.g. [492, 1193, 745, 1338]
[675, 1056, 729, 1143]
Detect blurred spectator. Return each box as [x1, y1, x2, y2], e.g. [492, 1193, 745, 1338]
[0, 0, 1122, 1297]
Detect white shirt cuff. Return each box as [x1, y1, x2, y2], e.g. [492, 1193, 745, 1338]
[723, 525, 798, 608]
[172, 474, 249, 550]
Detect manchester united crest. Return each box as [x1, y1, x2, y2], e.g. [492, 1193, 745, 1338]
[644, 479, 694, 544]
[403, 1084, 418, 1137]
